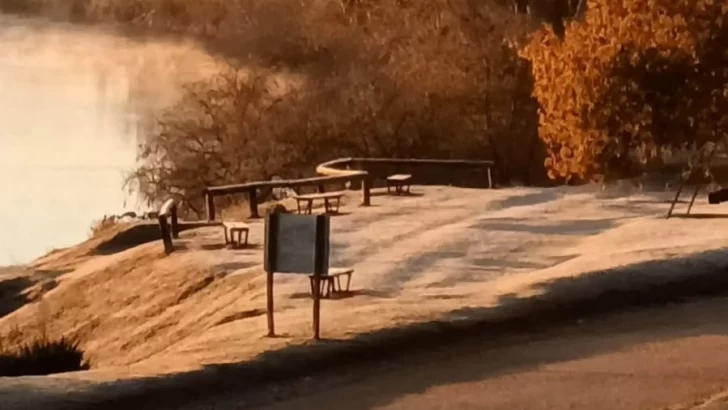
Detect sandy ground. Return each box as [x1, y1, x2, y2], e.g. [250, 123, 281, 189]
[2, 184, 728, 404]
[246, 297, 728, 410]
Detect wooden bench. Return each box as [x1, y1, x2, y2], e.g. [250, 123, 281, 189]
[309, 268, 354, 299]
[386, 174, 412, 195]
[293, 192, 345, 215]
[222, 221, 250, 248]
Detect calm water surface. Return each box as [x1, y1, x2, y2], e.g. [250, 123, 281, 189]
[0, 16, 224, 265]
[0, 57, 141, 265]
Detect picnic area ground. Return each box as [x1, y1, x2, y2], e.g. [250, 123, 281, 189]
[3, 183, 728, 408]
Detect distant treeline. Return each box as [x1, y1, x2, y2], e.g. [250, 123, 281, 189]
[3, 0, 726, 217]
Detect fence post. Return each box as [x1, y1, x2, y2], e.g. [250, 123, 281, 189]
[170, 204, 179, 239]
[248, 188, 260, 218]
[205, 191, 216, 221]
[158, 216, 174, 254]
[362, 176, 372, 206]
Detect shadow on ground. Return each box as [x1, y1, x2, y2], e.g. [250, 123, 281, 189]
[0, 268, 71, 318]
[670, 213, 728, 219]
[94, 222, 221, 255]
[0, 277, 33, 318]
[44, 248, 728, 410]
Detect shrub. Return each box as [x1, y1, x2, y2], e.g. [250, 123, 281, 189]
[522, 0, 728, 183]
[0, 335, 89, 377]
[125, 0, 548, 215]
[89, 215, 118, 238]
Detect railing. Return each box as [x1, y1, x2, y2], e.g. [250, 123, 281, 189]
[316, 157, 494, 188]
[204, 157, 495, 221]
[204, 173, 368, 220]
[158, 198, 179, 254]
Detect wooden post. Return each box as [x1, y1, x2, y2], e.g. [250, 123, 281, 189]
[170, 205, 179, 239]
[158, 217, 174, 254]
[248, 188, 260, 218]
[263, 213, 279, 337]
[487, 167, 493, 189]
[687, 185, 701, 215]
[312, 275, 321, 340]
[667, 176, 687, 219]
[266, 271, 275, 337]
[312, 214, 328, 341]
[362, 176, 372, 206]
[205, 191, 216, 221]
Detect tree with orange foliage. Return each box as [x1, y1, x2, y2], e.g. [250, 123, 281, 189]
[522, 0, 728, 182]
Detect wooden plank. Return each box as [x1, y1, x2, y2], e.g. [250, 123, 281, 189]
[206, 174, 363, 196]
[223, 221, 250, 230]
[387, 174, 412, 181]
[293, 191, 346, 200]
[317, 157, 495, 172]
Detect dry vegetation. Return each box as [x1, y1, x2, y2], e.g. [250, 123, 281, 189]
[120, 0, 556, 217]
[522, 0, 728, 183]
[3, 0, 727, 214]
[0, 333, 88, 376]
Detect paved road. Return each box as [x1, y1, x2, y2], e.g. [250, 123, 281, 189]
[248, 297, 728, 410]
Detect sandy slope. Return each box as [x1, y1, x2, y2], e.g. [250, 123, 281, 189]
[2, 184, 728, 383]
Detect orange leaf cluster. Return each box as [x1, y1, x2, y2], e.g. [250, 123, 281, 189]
[521, 0, 728, 181]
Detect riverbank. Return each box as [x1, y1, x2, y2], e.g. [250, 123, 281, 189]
[2, 185, 728, 408]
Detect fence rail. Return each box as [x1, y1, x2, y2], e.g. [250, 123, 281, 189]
[204, 157, 495, 221]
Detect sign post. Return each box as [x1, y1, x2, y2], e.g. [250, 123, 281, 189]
[264, 213, 330, 340]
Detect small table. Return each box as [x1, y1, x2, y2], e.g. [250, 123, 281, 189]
[386, 174, 412, 195]
[222, 221, 250, 248]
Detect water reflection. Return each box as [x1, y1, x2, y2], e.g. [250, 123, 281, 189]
[0, 15, 222, 265]
[0, 58, 139, 265]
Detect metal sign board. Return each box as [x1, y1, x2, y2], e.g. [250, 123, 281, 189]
[264, 213, 330, 275]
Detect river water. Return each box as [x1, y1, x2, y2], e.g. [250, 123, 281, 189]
[0, 15, 220, 265]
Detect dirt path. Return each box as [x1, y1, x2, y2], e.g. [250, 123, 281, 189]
[238, 297, 728, 410]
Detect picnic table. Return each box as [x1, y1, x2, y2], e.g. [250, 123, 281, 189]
[293, 191, 345, 214]
[386, 174, 412, 195]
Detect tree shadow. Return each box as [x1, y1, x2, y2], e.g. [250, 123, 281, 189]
[214, 262, 259, 276]
[473, 217, 620, 236]
[0, 277, 33, 318]
[670, 213, 728, 219]
[288, 289, 393, 300]
[371, 190, 425, 198]
[487, 190, 561, 210]
[61, 249, 728, 410]
[0, 268, 72, 319]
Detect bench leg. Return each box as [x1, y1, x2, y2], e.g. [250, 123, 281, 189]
[344, 273, 352, 291]
[296, 200, 302, 214]
[321, 278, 332, 298]
[243, 230, 249, 246]
[224, 227, 230, 244]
